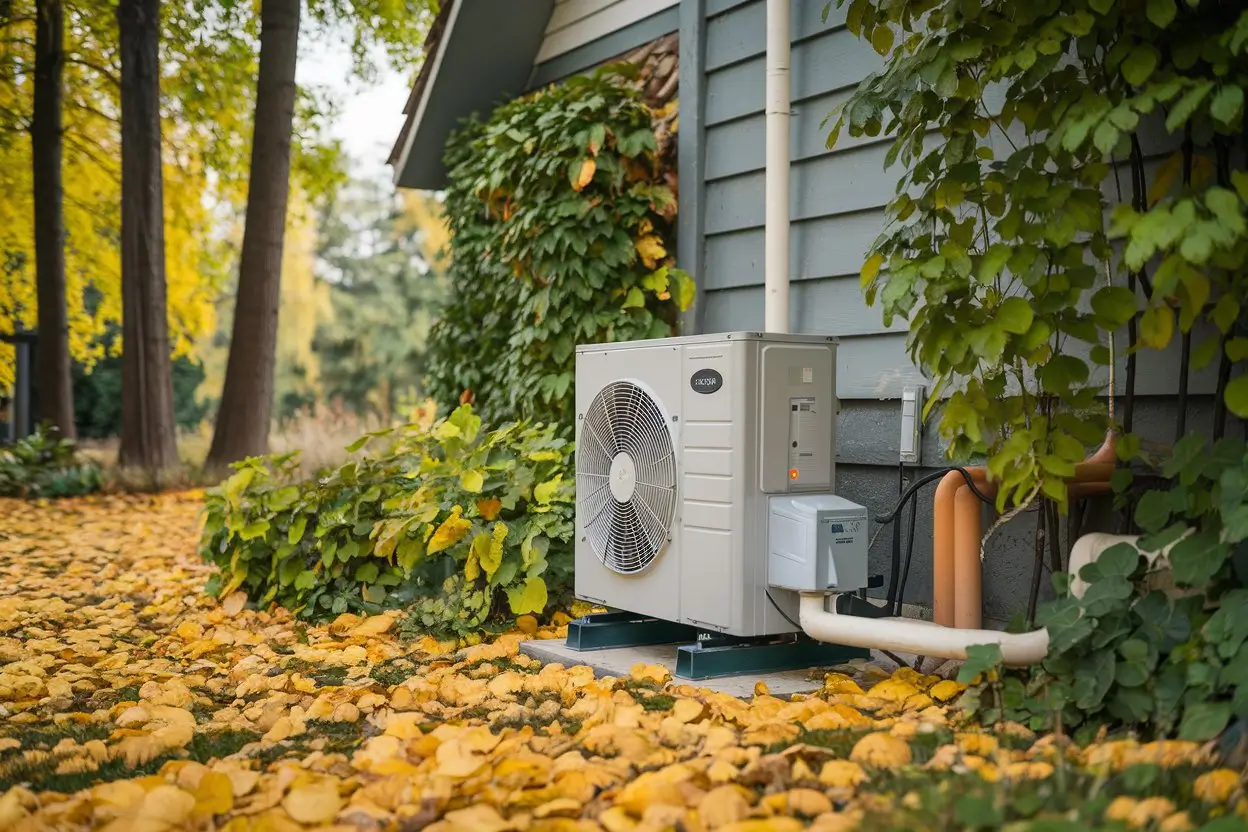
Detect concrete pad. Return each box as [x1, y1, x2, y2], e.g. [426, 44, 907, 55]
[519, 638, 901, 699]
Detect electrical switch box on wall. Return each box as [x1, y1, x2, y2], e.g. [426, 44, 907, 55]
[767, 495, 868, 593]
[900, 385, 924, 464]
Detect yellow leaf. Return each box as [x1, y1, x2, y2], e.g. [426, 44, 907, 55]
[753, 680, 770, 696]
[698, 785, 751, 828]
[136, 785, 196, 827]
[1140, 303, 1175, 350]
[428, 506, 472, 554]
[635, 234, 667, 269]
[480, 522, 509, 578]
[465, 535, 485, 582]
[443, 804, 516, 832]
[221, 591, 247, 616]
[349, 613, 396, 637]
[193, 771, 234, 816]
[460, 469, 485, 493]
[860, 253, 885, 288]
[476, 498, 502, 521]
[434, 738, 487, 778]
[849, 732, 913, 767]
[516, 615, 539, 635]
[819, 760, 867, 789]
[571, 158, 596, 192]
[282, 781, 343, 825]
[534, 475, 562, 505]
[630, 663, 672, 685]
[1149, 151, 1182, 206]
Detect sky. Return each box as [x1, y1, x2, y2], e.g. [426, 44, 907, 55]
[297, 30, 413, 184]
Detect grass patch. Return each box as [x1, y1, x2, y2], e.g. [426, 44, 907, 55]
[907, 728, 955, 764]
[638, 694, 677, 712]
[0, 727, 262, 793]
[370, 660, 417, 686]
[303, 720, 365, 756]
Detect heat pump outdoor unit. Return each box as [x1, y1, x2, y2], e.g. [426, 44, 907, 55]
[574, 332, 869, 639]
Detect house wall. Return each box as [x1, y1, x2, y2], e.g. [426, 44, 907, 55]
[531, 0, 681, 87]
[677, 0, 1213, 620]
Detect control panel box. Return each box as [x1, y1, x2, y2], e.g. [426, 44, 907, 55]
[767, 494, 868, 593]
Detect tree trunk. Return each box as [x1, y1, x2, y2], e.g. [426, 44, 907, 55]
[205, 0, 301, 473]
[32, 0, 75, 438]
[116, 0, 178, 472]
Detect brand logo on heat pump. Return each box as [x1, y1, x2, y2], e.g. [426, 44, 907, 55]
[690, 369, 723, 394]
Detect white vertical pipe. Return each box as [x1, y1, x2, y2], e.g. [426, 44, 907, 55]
[764, 0, 790, 334]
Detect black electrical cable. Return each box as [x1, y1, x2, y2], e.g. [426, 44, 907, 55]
[878, 466, 994, 614]
[893, 489, 920, 616]
[875, 466, 993, 526]
[766, 588, 802, 630]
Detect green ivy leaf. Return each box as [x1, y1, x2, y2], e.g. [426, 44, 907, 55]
[956, 643, 1003, 684]
[996, 297, 1034, 335]
[1166, 80, 1215, 131]
[288, 515, 308, 545]
[1203, 589, 1248, 659]
[1121, 45, 1159, 86]
[1210, 85, 1245, 126]
[1090, 286, 1138, 327]
[1146, 0, 1177, 27]
[1081, 576, 1133, 617]
[1178, 701, 1231, 741]
[1226, 375, 1248, 419]
[1138, 304, 1175, 350]
[1169, 529, 1230, 587]
[239, 520, 271, 541]
[1074, 649, 1115, 709]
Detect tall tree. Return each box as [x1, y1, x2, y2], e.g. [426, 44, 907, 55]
[31, 0, 74, 437]
[205, 0, 300, 473]
[116, 0, 177, 471]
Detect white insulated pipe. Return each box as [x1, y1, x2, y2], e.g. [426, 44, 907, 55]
[764, 0, 791, 334]
[798, 532, 1183, 667]
[799, 594, 1051, 666]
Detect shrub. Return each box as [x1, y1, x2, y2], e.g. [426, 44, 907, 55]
[0, 425, 102, 499]
[199, 405, 574, 634]
[426, 63, 693, 435]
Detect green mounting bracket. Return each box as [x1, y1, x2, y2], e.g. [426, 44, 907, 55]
[675, 633, 870, 681]
[565, 611, 699, 651]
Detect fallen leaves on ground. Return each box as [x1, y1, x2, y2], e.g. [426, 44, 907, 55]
[0, 492, 1243, 831]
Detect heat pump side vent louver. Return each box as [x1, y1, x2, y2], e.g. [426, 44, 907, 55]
[576, 380, 676, 575]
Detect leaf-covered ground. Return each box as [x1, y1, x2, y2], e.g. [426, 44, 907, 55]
[0, 493, 1245, 831]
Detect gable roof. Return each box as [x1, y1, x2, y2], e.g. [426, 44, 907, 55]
[388, 0, 556, 191]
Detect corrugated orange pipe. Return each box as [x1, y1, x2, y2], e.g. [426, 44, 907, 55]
[934, 432, 1118, 629]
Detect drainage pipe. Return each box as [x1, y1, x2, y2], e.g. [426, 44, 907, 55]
[799, 593, 1051, 666]
[763, 0, 790, 333]
[798, 529, 1182, 667]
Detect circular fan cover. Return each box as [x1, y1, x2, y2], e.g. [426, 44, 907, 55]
[577, 380, 677, 574]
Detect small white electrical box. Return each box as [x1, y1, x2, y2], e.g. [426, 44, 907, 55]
[767, 494, 869, 593]
[900, 384, 924, 464]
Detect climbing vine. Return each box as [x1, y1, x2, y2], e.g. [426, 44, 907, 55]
[425, 64, 693, 435]
[831, 0, 1248, 739]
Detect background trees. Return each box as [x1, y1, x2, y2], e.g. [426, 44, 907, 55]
[1, 0, 441, 476]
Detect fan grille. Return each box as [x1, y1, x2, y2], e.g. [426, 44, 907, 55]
[576, 380, 677, 575]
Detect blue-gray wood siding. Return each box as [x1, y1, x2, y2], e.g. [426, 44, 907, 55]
[693, 0, 928, 399]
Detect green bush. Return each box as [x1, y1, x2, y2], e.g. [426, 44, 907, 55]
[426, 64, 693, 435]
[199, 405, 574, 634]
[0, 425, 102, 499]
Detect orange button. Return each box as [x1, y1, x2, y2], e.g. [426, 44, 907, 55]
[789, 469, 799, 480]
